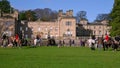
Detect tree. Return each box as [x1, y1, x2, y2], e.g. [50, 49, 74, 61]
[95, 14, 110, 22]
[33, 8, 58, 21]
[19, 8, 58, 21]
[110, 0, 120, 36]
[25, 10, 37, 21]
[19, 11, 26, 20]
[19, 10, 37, 21]
[0, 0, 12, 17]
[76, 11, 87, 23]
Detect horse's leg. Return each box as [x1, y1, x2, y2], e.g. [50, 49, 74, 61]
[103, 42, 106, 51]
[106, 44, 109, 50]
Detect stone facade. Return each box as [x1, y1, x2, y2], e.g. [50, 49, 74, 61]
[0, 10, 18, 37]
[77, 20, 111, 38]
[16, 10, 110, 39]
[18, 10, 76, 39]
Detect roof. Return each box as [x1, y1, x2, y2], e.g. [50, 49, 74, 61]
[88, 22, 103, 25]
[61, 16, 76, 19]
[87, 22, 108, 25]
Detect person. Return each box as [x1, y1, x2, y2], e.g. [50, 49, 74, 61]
[103, 34, 110, 50]
[2, 34, 7, 40]
[88, 37, 95, 50]
[91, 39, 95, 50]
[63, 39, 65, 46]
[58, 40, 62, 48]
[33, 38, 37, 47]
[97, 37, 103, 50]
[72, 40, 75, 47]
[2, 34, 8, 47]
[88, 38, 93, 47]
[7, 37, 14, 47]
[69, 39, 72, 47]
[104, 34, 109, 42]
[79, 39, 82, 46]
[14, 34, 19, 47]
[37, 34, 42, 46]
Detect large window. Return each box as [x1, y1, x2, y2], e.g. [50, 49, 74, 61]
[20, 27, 22, 31]
[26, 27, 28, 31]
[63, 29, 72, 37]
[66, 21, 72, 26]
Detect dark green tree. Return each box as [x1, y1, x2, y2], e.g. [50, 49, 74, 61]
[0, 0, 12, 17]
[25, 10, 36, 21]
[19, 11, 26, 20]
[19, 10, 37, 21]
[110, 0, 120, 36]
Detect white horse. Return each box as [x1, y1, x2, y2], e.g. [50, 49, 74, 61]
[88, 38, 95, 48]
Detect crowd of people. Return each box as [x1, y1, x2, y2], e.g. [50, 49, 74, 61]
[0, 33, 120, 51]
[87, 34, 120, 51]
[0, 33, 32, 48]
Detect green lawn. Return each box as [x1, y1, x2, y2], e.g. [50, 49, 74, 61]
[0, 46, 120, 68]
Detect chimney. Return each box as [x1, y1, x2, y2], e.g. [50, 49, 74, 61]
[69, 10, 73, 17]
[58, 10, 63, 17]
[66, 11, 69, 16]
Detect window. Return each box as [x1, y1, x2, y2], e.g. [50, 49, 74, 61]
[55, 27, 58, 31]
[26, 27, 28, 31]
[56, 35, 58, 37]
[45, 28, 48, 31]
[25, 35, 28, 38]
[64, 29, 72, 37]
[87, 26, 91, 29]
[50, 27, 53, 31]
[99, 31, 102, 35]
[38, 27, 40, 31]
[66, 21, 72, 26]
[99, 26, 101, 29]
[5, 21, 13, 26]
[20, 27, 22, 31]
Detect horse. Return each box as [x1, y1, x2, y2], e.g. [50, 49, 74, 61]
[103, 37, 120, 51]
[112, 36, 120, 51]
[103, 37, 113, 51]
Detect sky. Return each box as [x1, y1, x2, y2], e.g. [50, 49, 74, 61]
[9, 0, 114, 22]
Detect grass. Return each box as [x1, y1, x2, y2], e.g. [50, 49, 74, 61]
[0, 46, 120, 68]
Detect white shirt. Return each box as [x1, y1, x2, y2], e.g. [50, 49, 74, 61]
[34, 39, 37, 45]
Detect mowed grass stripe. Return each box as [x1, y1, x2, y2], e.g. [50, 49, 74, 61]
[0, 47, 120, 68]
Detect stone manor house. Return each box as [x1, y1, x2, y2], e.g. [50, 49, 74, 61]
[0, 10, 111, 39]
